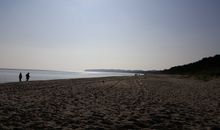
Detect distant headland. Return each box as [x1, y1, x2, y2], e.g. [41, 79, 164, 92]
[85, 69, 146, 74]
[86, 54, 220, 77]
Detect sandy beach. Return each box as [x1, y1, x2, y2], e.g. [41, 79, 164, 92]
[0, 75, 219, 130]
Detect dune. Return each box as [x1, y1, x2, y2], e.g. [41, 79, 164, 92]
[0, 75, 219, 129]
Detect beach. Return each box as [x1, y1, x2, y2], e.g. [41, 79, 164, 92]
[0, 75, 219, 130]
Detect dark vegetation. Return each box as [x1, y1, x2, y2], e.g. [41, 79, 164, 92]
[162, 55, 220, 79]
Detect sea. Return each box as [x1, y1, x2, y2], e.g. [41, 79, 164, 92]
[0, 69, 134, 83]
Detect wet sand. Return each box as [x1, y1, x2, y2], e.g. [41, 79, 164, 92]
[0, 75, 219, 130]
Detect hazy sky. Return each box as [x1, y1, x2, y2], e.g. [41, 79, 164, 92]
[0, 0, 220, 71]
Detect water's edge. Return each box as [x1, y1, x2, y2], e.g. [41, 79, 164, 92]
[0, 69, 134, 83]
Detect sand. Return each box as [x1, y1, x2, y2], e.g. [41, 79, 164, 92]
[0, 75, 219, 130]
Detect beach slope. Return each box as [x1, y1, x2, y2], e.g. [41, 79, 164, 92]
[0, 75, 219, 129]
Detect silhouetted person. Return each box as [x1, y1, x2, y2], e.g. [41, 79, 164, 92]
[26, 72, 30, 81]
[19, 73, 22, 82]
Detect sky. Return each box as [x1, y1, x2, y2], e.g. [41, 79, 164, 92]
[0, 0, 220, 72]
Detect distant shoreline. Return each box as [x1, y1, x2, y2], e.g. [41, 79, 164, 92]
[85, 69, 146, 74]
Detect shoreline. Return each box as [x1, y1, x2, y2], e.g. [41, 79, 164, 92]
[0, 76, 131, 85]
[0, 68, 135, 84]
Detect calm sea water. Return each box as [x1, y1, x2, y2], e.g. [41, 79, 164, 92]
[0, 69, 134, 83]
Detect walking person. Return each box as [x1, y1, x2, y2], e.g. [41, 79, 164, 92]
[19, 73, 22, 82]
[26, 72, 30, 81]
